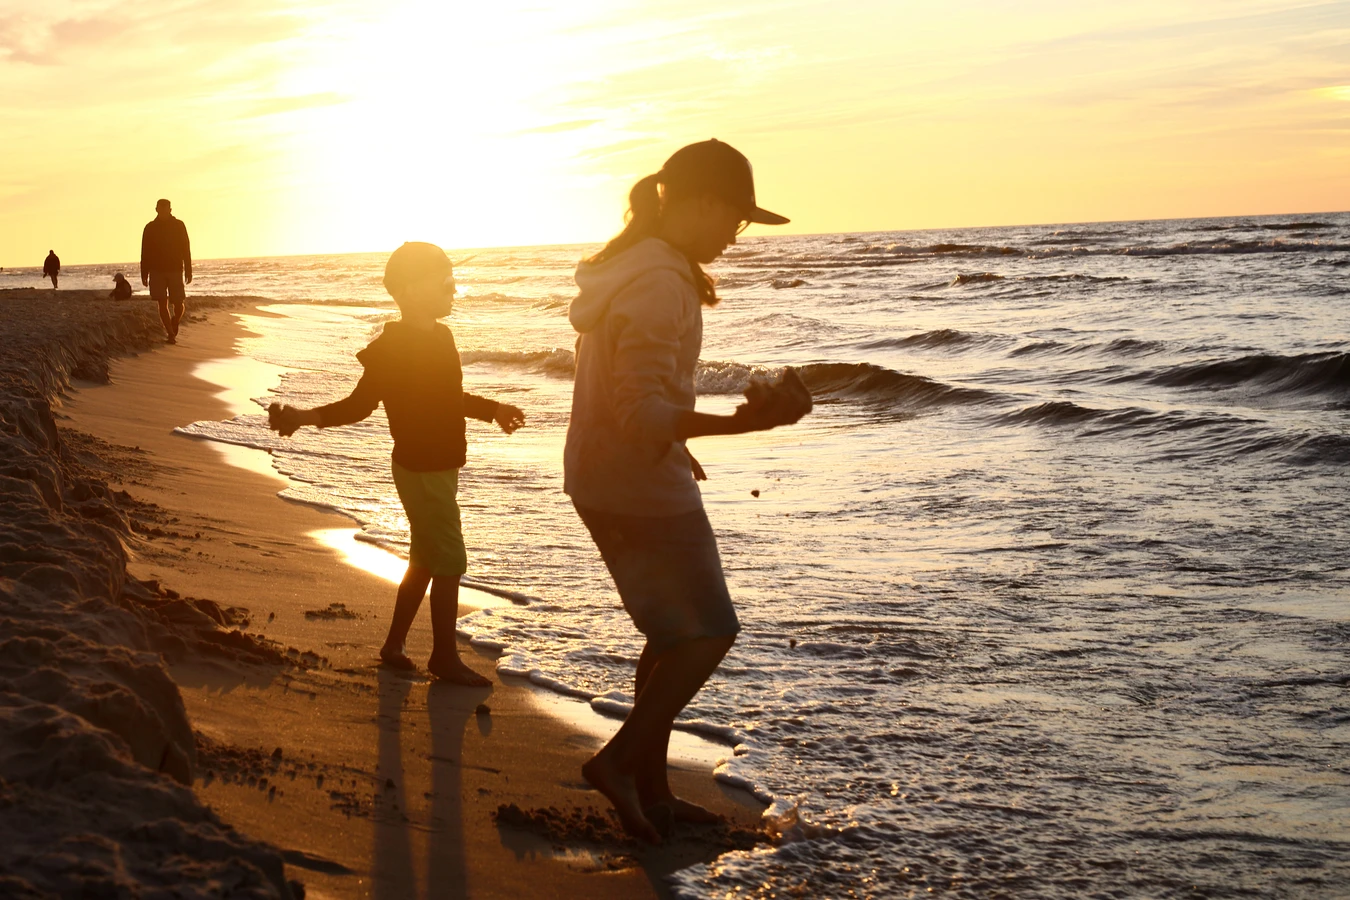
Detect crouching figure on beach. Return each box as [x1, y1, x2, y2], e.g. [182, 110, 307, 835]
[267, 242, 526, 685]
[110, 272, 134, 300]
[565, 140, 810, 843]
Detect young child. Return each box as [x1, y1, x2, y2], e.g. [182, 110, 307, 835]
[269, 241, 524, 685]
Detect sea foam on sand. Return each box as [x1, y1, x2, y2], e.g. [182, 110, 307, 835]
[0, 290, 296, 898]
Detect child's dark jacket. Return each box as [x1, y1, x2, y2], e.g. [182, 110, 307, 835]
[315, 320, 497, 472]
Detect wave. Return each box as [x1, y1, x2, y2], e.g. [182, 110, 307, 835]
[1022, 273, 1129, 283]
[797, 362, 993, 408]
[1101, 337, 1168, 356]
[692, 359, 994, 409]
[1029, 240, 1350, 258]
[950, 272, 1004, 286]
[1262, 222, 1338, 231]
[993, 400, 1350, 465]
[862, 329, 992, 351]
[1122, 351, 1350, 399]
[1009, 339, 1073, 357]
[459, 348, 576, 378]
[711, 237, 1350, 272]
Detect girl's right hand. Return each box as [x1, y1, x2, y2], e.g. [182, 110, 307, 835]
[737, 367, 813, 430]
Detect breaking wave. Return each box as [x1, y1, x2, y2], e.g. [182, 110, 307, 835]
[459, 348, 576, 378]
[1119, 351, 1350, 399]
[798, 362, 994, 408]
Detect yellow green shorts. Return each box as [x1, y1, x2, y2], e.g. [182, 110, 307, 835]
[392, 462, 467, 577]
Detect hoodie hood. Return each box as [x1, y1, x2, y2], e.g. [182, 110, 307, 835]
[570, 238, 694, 334]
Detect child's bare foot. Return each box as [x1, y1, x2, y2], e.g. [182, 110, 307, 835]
[582, 753, 661, 844]
[426, 653, 491, 686]
[379, 645, 417, 671]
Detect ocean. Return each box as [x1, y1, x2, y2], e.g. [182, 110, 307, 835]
[16, 214, 1350, 897]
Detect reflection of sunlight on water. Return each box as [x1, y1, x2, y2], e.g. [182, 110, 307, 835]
[312, 527, 405, 583]
[311, 527, 511, 610]
[522, 682, 727, 768]
[203, 440, 289, 485]
[192, 354, 289, 418]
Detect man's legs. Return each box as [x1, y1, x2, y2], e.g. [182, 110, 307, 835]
[149, 273, 173, 341]
[582, 633, 735, 842]
[167, 278, 187, 339]
[168, 300, 185, 339]
[156, 299, 175, 340]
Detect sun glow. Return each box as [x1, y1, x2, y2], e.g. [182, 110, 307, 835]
[1, 0, 1347, 266]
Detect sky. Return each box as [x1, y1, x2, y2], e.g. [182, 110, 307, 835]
[1, 0, 1347, 265]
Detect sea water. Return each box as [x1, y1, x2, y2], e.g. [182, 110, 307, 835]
[31, 215, 1350, 896]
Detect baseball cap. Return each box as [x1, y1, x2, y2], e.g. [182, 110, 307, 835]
[659, 139, 789, 226]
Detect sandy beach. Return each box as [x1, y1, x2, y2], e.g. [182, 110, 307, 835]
[4, 291, 765, 899]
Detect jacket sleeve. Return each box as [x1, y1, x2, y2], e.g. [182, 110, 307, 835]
[608, 271, 690, 445]
[315, 371, 381, 427]
[140, 225, 149, 281]
[180, 221, 192, 272]
[462, 393, 499, 422]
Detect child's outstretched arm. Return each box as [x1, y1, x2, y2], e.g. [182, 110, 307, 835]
[270, 373, 380, 437]
[463, 393, 525, 435]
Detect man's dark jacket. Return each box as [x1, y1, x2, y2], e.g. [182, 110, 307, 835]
[141, 216, 191, 280]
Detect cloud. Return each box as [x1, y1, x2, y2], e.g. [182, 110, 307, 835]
[516, 118, 601, 134]
[239, 91, 350, 119]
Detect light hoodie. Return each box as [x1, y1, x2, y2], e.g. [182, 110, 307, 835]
[564, 237, 703, 516]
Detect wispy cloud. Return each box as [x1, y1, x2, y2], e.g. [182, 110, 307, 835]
[239, 91, 349, 119]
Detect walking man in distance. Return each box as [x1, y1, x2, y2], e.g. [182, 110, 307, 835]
[141, 199, 192, 343]
[42, 250, 60, 289]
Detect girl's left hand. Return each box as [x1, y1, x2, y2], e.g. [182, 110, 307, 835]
[495, 403, 526, 434]
[687, 448, 707, 481]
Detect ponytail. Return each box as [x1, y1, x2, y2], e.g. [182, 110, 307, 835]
[586, 173, 720, 307]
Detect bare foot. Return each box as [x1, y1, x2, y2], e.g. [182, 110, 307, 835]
[582, 754, 661, 844]
[379, 646, 417, 671]
[640, 786, 724, 824]
[664, 796, 724, 824]
[427, 653, 491, 687]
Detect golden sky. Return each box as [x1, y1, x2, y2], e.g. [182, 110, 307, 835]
[2, 0, 1347, 266]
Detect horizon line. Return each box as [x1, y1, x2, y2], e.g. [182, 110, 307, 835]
[5, 207, 1346, 270]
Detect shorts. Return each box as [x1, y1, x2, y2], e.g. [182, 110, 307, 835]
[148, 272, 186, 306]
[574, 503, 739, 651]
[392, 462, 467, 577]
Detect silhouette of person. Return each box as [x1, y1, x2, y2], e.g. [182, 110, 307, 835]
[141, 199, 192, 343]
[110, 272, 133, 300]
[42, 250, 60, 289]
[564, 139, 808, 843]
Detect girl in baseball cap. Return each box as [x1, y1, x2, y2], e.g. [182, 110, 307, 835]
[563, 141, 808, 842]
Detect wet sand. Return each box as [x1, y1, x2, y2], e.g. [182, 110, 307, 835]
[57, 301, 766, 898]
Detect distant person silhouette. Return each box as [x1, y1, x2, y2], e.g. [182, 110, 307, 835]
[42, 250, 60, 289]
[110, 272, 133, 300]
[565, 139, 808, 843]
[141, 199, 192, 343]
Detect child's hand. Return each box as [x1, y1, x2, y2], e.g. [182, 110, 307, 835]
[494, 403, 525, 434]
[268, 402, 304, 437]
